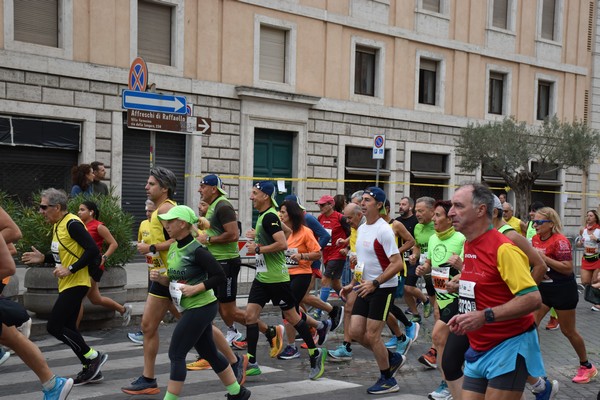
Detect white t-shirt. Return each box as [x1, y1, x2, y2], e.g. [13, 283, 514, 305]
[356, 218, 399, 289]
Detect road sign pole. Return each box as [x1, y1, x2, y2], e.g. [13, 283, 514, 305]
[376, 159, 381, 187]
[150, 131, 156, 169]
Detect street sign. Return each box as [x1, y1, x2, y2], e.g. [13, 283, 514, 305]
[122, 89, 187, 114]
[128, 57, 148, 92]
[373, 134, 385, 159]
[197, 117, 211, 135]
[127, 109, 187, 133]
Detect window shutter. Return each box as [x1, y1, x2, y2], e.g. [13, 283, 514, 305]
[541, 0, 556, 40]
[492, 0, 508, 29]
[588, 2, 594, 51]
[14, 0, 58, 47]
[259, 26, 286, 83]
[420, 59, 437, 72]
[422, 0, 441, 13]
[138, 1, 172, 66]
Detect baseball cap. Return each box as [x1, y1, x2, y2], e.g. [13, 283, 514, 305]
[158, 205, 199, 224]
[200, 174, 227, 196]
[316, 195, 334, 205]
[254, 181, 278, 208]
[284, 194, 306, 210]
[492, 195, 503, 211]
[365, 187, 387, 215]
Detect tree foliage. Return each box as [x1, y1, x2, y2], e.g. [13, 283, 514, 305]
[456, 116, 600, 218]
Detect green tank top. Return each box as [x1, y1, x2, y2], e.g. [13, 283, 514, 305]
[526, 221, 536, 239]
[428, 230, 465, 307]
[498, 224, 515, 235]
[255, 207, 289, 283]
[206, 196, 239, 260]
[167, 239, 216, 309]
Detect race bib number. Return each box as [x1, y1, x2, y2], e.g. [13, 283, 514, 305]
[432, 267, 450, 294]
[255, 253, 267, 273]
[458, 280, 476, 314]
[146, 253, 166, 274]
[354, 262, 364, 282]
[285, 248, 299, 269]
[169, 281, 184, 312]
[51, 241, 61, 264]
[325, 228, 332, 246]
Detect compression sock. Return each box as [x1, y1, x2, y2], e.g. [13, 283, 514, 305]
[294, 319, 316, 349]
[246, 323, 259, 364]
[226, 382, 241, 396]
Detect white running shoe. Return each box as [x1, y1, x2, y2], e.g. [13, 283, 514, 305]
[226, 327, 243, 345]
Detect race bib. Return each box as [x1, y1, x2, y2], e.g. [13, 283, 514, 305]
[325, 228, 332, 246]
[255, 253, 267, 273]
[169, 281, 184, 312]
[354, 261, 364, 282]
[146, 253, 166, 274]
[458, 280, 476, 314]
[51, 241, 61, 264]
[432, 267, 450, 294]
[285, 248, 299, 269]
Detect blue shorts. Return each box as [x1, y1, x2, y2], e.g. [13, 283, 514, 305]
[464, 329, 546, 381]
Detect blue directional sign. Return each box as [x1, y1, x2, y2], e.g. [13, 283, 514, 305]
[122, 90, 187, 115]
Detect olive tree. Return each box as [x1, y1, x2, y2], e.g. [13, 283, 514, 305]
[455, 116, 600, 218]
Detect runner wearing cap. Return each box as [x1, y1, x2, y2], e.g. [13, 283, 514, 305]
[243, 181, 326, 380]
[342, 187, 405, 394]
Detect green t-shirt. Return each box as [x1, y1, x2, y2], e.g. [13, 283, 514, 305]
[255, 207, 289, 283]
[206, 196, 239, 260]
[414, 221, 435, 260]
[167, 239, 216, 309]
[427, 230, 465, 307]
[526, 220, 536, 239]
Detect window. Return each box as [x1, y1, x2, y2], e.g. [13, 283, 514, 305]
[419, 59, 437, 105]
[488, 72, 505, 115]
[492, 0, 508, 29]
[138, 0, 172, 65]
[344, 146, 390, 199]
[354, 47, 376, 96]
[410, 152, 449, 201]
[422, 0, 441, 13]
[541, 0, 556, 40]
[259, 26, 286, 83]
[13, 0, 58, 47]
[537, 81, 552, 120]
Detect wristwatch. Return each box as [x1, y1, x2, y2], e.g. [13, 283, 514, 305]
[149, 244, 157, 254]
[255, 245, 261, 254]
[207, 236, 211, 244]
[372, 279, 380, 288]
[484, 308, 495, 323]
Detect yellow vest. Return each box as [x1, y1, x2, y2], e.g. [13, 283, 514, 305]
[52, 214, 90, 292]
[150, 199, 177, 268]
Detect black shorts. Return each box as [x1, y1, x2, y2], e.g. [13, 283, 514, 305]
[323, 259, 345, 280]
[247, 279, 296, 311]
[539, 280, 579, 310]
[289, 274, 312, 308]
[439, 298, 460, 324]
[149, 280, 171, 299]
[216, 257, 241, 303]
[352, 286, 396, 321]
[463, 354, 528, 394]
[405, 263, 418, 286]
[0, 297, 30, 335]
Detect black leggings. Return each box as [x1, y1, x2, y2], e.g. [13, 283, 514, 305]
[47, 285, 91, 364]
[389, 302, 411, 327]
[169, 301, 228, 382]
[442, 332, 469, 381]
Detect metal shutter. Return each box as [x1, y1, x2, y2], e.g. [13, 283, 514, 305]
[259, 26, 286, 83]
[14, 0, 58, 47]
[138, 0, 172, 65]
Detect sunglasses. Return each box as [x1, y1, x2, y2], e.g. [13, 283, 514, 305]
[39, 204, 56, 210]
[532, 219, 551, 225]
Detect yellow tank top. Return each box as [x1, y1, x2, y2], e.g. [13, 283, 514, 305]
[52, 213, 91, 292]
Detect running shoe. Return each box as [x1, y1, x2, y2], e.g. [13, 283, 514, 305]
[316, 320, 331, 346]
[0, 348, 9, 366]
[592, 305, 600, 312]
[329, 305, 344, 332]
[423, 299, 432, 318]
[266, 325, 284, 358]
[309, 348, 326, 380]
[405, 322, 420, 342]
[43, 376, 73, 400]
[232, 338, 248, 350]
[121, 375, 160, 395]
[227, 385, 251, 400]
[389, 352, 406, 376]
[278, 345, 300, 360]
[384, 336, 398, 349]
[17, 318, 32, 339]
[328, 344, 353, 362]
[410, 314, 422, 323]
[367, 376, 399, 394]
[187, 357, 212, 370]
[246, 362, 262, 376]
[533, 378, 559, 400]
[88, 372, 104, 383]
[232, 354, 248, 385]
[545, 316, 559, 330]
[122, 304, 133, 327]
[226, 326, 243, 345]
[418, 347, 437, 369]
[396, 337, 413, 356]
[127, 331, 144, 345]
[428, 380, 452, 400]
[74, 352, 107, 386]
[572, 364, 598, 383]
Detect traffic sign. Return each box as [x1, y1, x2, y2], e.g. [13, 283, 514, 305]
[122, 89, 187, 114]
[373, 134, 385, 159]
[127, 109, 187, 133]
[197, 117, 211, 135]
[128, 57, 148, 92]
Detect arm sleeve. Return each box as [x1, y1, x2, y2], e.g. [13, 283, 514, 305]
[66, 219, 100, 273]
[305, 214, 331, 249]
[193, 246, 226, 291]
[262, 213, 283, 237]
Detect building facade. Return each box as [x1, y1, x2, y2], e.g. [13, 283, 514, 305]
[0, 0, 596, 234]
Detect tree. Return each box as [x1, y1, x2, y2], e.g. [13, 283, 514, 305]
[455, 116, 600, 218]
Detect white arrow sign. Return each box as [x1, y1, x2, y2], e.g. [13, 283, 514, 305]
[122, 89, 187, 114]
[197, 118, 211, 134]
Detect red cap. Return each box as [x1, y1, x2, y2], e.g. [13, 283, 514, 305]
[316, 195, 335, 205]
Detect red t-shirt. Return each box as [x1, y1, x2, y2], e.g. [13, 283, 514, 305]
[85, 219, 104, 251]
[318, 211, 348, 262]
[531, 233, 574, 283]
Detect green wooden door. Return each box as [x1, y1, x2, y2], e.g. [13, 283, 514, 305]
[253, 128, 293, 225]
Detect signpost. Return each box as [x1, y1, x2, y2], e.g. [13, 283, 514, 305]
[372, 134, 385, 186]
[128, 57, 148, 92]
[122, 90, 187, 114]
